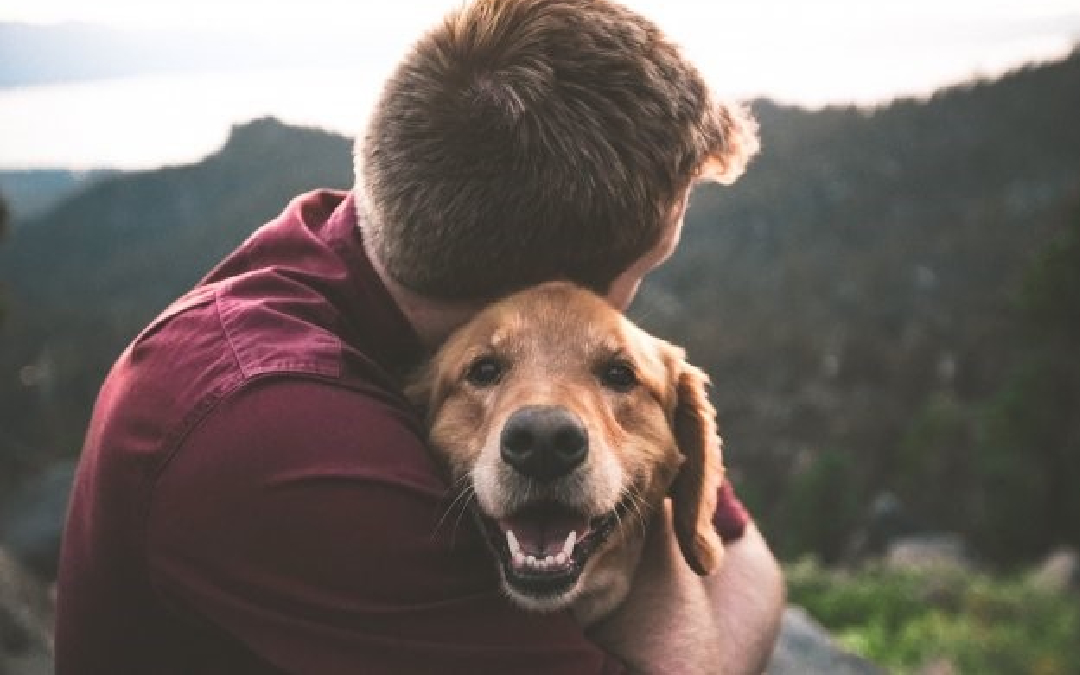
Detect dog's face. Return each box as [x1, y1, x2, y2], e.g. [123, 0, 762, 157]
[409, 282, 724, 621]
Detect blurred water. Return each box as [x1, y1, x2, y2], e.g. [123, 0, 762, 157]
[0, 68, 379, 170]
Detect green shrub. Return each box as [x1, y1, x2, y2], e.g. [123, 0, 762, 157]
[786, 559, 1080, 674]
[773, 449, 862, 562]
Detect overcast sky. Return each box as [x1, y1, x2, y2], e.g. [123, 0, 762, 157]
[5, 0, 1080, 103]
[2, 0, 1079, 169]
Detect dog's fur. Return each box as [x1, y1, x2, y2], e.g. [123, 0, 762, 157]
[409, 282, 725, 624]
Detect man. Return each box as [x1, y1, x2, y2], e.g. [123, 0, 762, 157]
[56, 0, 784, 672]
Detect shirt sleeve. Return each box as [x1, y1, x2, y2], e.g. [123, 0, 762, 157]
[714, 480, 751, 543]
[146, 378, 626, 675]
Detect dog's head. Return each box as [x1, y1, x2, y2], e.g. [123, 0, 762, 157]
[409, 282, 724, 617]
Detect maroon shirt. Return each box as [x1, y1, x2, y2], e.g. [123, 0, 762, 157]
[55, 190, 748, 674]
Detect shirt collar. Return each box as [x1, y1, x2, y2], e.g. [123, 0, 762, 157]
[316, 190, 427, 376]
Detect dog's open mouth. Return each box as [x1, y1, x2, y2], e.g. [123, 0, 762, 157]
[477, 498, 629, 599]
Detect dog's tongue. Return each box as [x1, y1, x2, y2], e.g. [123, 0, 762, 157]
[499, 506, 589, 557]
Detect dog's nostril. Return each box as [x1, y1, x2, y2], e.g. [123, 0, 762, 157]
[502, 426, 534, 457]
[500, 405, 588, 482]
[552, 426, 586, 460]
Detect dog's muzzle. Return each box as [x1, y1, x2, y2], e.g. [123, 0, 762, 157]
[471, 404, 629, 602]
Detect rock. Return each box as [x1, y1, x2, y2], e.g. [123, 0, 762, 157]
[767, 606, 885, 675]
[845, 491, 920, 563]
[886, 533, 969, 571]
[1030, 548, 1079, 592]
[0, 547, 53, 675]
[0, 461, 75, 580]
[917, 657, 958, 675]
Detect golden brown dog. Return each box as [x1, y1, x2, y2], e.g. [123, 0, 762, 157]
[409, 281, 725, 625]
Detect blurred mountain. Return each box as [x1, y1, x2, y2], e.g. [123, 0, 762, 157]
[0, 22, 379, 88]
[2, 50, 1079, 564]
[0, 117, 353, 486]
[633, 49, 1080, 562]
[0, 170, 117, 223]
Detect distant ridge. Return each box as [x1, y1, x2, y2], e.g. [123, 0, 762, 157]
[0, 22, 384, 89]
[0, 117, 353, 466]
[0, 170, 117, 222]
[3, 117, 352, 311]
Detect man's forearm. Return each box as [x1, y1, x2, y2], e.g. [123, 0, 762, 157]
[589, 506, 785, 674]
[705, 524, 786, 675]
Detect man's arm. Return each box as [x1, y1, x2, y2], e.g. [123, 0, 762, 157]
[706, 524, 786, 674]
[147, 379, 625, 674]
[589, 503, 785, 675]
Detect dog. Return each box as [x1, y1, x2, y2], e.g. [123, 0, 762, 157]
[409, 281, 725, 625]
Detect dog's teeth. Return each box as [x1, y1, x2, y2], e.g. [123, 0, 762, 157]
[561, 530, 577, 558]
[506, 530, 522, 556]
[507, 530, 576, 572]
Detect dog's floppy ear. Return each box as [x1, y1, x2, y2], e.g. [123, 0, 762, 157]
[405, 359, 433, 406]
[404, 358, 448, 425]
[669, 357, 725, 576]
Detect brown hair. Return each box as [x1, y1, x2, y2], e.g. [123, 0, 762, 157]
[356, 0, 758, 301]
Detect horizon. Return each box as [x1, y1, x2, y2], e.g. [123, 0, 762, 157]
[2, 1, 1080, 170]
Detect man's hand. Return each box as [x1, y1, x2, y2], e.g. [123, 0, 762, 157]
[588, 502, 785, 674]
[705, 524, 786, 674]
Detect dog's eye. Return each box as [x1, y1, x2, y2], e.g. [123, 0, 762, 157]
[598, 360, 637, 392]
[465, 356, 504, 387]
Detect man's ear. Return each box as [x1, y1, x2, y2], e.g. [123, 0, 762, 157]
[669, 359, 725, 576]
[698, 101, 760, 185]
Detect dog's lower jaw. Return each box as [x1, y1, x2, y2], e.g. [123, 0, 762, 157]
[570, 532, 647, 626]
[491, 526, 647, 626]
[499, 575, 584, 614]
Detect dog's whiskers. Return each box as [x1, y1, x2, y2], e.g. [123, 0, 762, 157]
[448, 487, 477, 547]
[621, 486, 651, 536]
[432, 476, 477, 543]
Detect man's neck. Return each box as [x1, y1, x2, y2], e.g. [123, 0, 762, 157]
[363, 237, 482, 350]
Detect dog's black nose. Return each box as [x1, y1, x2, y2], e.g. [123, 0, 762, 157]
[500, 405, 588, 482]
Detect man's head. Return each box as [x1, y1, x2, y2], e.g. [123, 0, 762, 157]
[356, 0, 758, 303]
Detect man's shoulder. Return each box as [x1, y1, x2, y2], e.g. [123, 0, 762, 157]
[97, 271, 408, 474]
[170, 376, 436, 496]
[124, 260, 394, 400]
[144, 273, 419, 426]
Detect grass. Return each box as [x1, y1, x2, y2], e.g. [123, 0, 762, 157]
[784, 558, 1080, 674]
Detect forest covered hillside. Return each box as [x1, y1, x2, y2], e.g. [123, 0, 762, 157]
[640, 50, 1080, 562]
[2, 50, 1078, 565]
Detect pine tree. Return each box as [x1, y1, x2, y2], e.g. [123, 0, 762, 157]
[975, 194, 1080, 562]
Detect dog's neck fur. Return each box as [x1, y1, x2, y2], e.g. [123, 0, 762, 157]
[571, 531, 649, 626]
